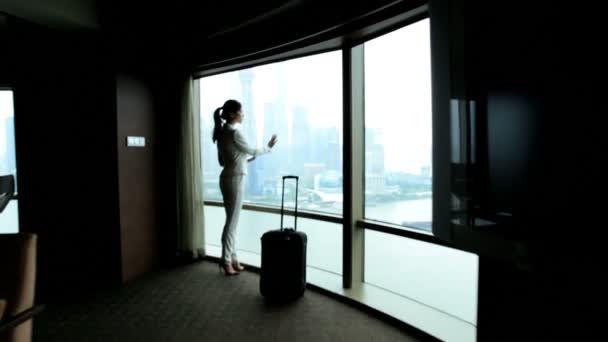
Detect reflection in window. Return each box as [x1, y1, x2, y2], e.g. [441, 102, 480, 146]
[200, 51, 343, 215]
[0, 90, 19, 233]
[363, 19, 432, 231]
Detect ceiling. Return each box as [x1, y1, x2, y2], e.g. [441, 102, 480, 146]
[0, 0, 306, 34]
[0, 0, 411, 34]
[0, 0, 419, 67]
[0, 0, 99, 30]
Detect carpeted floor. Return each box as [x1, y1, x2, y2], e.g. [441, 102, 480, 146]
[33, 261, 424, 342]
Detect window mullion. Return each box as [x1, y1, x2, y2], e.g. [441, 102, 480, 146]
[343, 45, 365, 289]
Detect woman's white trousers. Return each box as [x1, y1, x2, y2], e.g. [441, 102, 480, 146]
[219, 175, 245, 263]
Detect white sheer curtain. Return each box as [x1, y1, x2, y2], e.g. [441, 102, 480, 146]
[176, 76, 205, 258]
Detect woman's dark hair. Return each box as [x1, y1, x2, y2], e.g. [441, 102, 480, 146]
[212, 99, 242, 143]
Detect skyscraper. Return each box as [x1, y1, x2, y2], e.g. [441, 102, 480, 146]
[310, 127, 339, 166]
[365, 128, 385, 194]
[239, 69, 261, 196]
[262, 102, 289, 180]
[325, 127, 341, 172]
[291, 105, 311, 173]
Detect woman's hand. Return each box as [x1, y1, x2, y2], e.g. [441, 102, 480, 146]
[267, 134, 278, 148]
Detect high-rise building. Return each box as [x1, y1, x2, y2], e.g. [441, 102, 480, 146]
[303, 163, 325, 190]
[310, 127, 341, 171]
[310, 128, 327, 165]
[325, 127, 341, 172]
[239, 69, 261, 196]
[239, 70, 256, 140]
[365, 128, 385, 193]
[291, 105, 311, 173]
[261, 102, 289, 183]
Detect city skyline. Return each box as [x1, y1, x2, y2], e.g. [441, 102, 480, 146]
[198, 19, 432, 174]
[198, 18, 433, 223]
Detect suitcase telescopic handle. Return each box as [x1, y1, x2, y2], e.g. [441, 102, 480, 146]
[281, 175, 299, 231]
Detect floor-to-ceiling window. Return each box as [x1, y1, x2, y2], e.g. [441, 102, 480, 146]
[360, 18, 478, 333]
[0, 89, 19, 233]
[363, 19, 433, 231]
[200, 51, 343, 274]
[196, 11, 478, 342]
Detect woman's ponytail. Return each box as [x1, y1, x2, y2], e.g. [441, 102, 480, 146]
[212, 107, 223, 143]
[212, 100, 242, 143]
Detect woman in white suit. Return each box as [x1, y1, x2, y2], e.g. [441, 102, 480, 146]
[212, 99, 278, 276]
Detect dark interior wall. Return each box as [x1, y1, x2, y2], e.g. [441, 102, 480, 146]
[99, 2, 184, 266]
[459, 1, 602, 340]
[116, 73, 158, 282]
[1, 14, 178, 299]
[151, 71, 180, 266]
[2, 19, 123, 300]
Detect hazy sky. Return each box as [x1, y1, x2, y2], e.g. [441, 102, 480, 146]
[200, 19, 431, 174]
[364, 19, 432, 173]
[200, 51, 342, 145]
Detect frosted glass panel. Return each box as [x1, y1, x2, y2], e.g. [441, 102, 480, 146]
[0, 200, 19, 233]
[205, 205, 342, 274]
[365, 230, 478, 325]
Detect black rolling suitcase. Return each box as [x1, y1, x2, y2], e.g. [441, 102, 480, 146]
[260, 175, 307, 301]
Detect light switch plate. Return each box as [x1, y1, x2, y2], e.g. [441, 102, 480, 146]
[126, 136, 146, 147]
